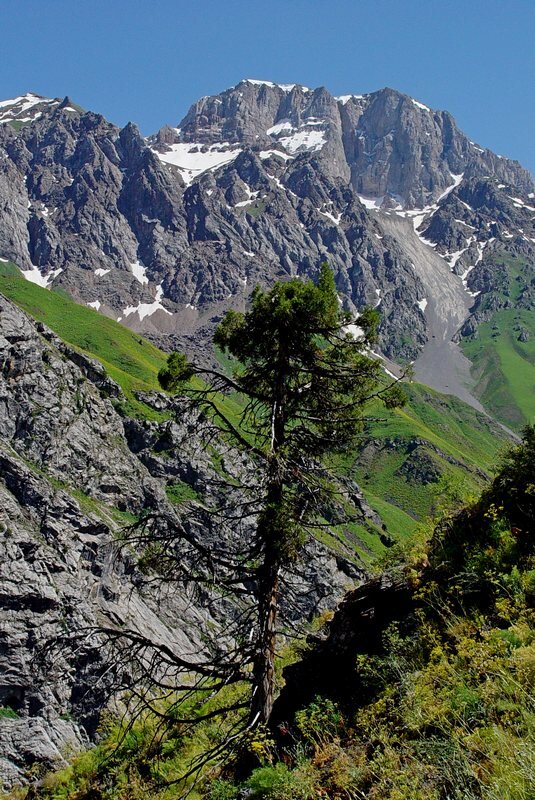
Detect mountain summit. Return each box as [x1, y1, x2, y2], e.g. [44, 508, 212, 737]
[152, 80, 532, 206]
[0, 80, 533, 419]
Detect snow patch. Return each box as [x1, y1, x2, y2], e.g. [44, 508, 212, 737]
[358, 195, 384, 210]
[244, 79, 309, 92]
[94, 268, 111, 277]
[277, 129, 326, 154]
[508, 195, 535, 212]
[417, 298, 428, 312]
[87, 300, 101, 311]
[268, 174, 298, 199]
[373, 351, 399, 379]
[19, 265, 62, 288]
[437, 172, 464, 202]
[319, 207, 341, 225]
[445, 240, 472, 269]
[345, 323, 365, 340]
[411, 98, 430, 111]
[0, 93, 58, 124]
[234, 184, 260, 208]
[266, 119, 293, 136]
[336, 94, 365, 105]
[0, 93, 54, 111]
[454, 219, 476, 229]
[122, 285, 172, 321]
[460, 241, 487, 296]
[258, 149, 294, 162]
[131, 260, 149, 285]
[154, 142, 242, 185]
[392, 172, 465, 251]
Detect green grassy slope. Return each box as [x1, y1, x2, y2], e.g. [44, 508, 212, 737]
[0, 262, 512, 559]
[341, 383, 511, 537]
[461, 253, 535, 430]
[0, 260, 169, 418]
[463, 308, 535, 429]
[0, 261, 247, 426]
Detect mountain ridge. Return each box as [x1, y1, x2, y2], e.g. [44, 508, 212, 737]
[0, 80, 533, 425]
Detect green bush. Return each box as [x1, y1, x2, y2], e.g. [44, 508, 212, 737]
[0, 706, 19, 719]
[246, 762, 316, 799]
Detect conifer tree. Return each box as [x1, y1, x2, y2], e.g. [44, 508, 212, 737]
[157, 264, 405, 726]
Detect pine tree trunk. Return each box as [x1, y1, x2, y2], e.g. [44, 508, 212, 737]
[249, 559, 279, 726]
[249, 358, 287, 727]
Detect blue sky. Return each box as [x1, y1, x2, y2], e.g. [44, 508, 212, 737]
[0, 0, 533, 175]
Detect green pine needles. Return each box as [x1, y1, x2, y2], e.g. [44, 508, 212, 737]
[158, 264, 405, 728]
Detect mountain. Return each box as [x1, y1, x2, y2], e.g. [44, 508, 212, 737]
[0, 81, 533, 425]
[0, 93, 65, 127]
[0, 79, 532, 783]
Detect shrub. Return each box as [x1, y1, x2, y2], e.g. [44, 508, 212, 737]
[246, 762, 316, 799]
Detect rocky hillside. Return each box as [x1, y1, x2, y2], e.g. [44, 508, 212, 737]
[0, 293, 365, 787]
[0, 263, 516, 785]
[0, 81, 533, 422]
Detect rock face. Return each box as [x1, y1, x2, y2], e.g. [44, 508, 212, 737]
[271, 570, 414, 727]
[0, 80, 533, 375]
[0, 294, 370, 786]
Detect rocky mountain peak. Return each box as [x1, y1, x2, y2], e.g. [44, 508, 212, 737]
[157, 81, 533, 207]
[0, 79, 533, 411]
[0, 93, 62, 126]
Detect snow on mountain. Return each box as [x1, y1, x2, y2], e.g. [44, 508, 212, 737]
[0, 93, 60, 124]
[122, 284, 173, 322]
[243, 79, 310, 92]
[0, 78, 533, 407]
[154, 142, 243, 184]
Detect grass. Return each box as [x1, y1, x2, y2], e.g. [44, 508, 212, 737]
[245, 199, 266, 218]
[332, 381, 511, 536]
[460, 252, 535, 430]
[362, 492, 419, 540]
[463, 309, 535, 429]
[0, 706, 19, 719]
[0, 261, 171, 419]
[165, 480, 202, 505]
[0, 261, 249, 426]
[7, 120, 30, 131]
[0, 259, 513, 551]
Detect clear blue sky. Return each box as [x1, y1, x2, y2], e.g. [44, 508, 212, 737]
[1, 0, 533, 175]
